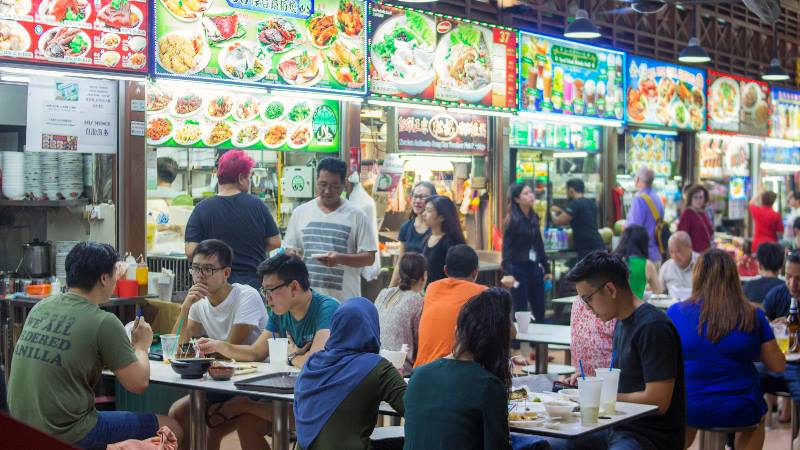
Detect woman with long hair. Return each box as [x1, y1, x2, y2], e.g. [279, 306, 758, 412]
[667, 249, 785, 450]
[678, 184, 714, 253]
[403, 288, 513, 450]
[390, 182, 436, 287]
[374, 252, 426, 374]
[422, 195, 466, 284]
[500, 183, 550, 323]
[614, 225, 662, 298]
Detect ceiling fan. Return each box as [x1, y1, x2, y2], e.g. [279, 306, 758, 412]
[604, 0, 781, 23]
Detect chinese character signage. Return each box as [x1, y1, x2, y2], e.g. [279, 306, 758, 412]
[145, 81, 339, 152]
[626, 56, 705, 131]
[368, 2, 518, 112]
[26, 76, 118, 153]
[152, 0, 367, 95]
[0, 0, 147, 73]
[397, 108, 487, 154]
[519, 32, 623, 122]
[707, 70, 770, 136]
[770, 88, 800, 141]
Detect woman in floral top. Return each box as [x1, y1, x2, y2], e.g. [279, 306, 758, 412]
[374, 252, 426, 374]
[569, 295, 616, 381]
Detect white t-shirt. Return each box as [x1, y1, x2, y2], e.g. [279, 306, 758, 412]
[284, 198, 378, 301]
[188, 283, 268, 344]
[658, 253, 697, 298]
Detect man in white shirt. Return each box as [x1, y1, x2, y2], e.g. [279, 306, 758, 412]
[658, 231, 697, 298]
[284, 157, 377, 301]
[785, 192, 800, 241]
[168, 239, 268, 441]
[150, 157, 185, 200]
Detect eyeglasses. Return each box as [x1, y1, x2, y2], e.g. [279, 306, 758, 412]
[260, 281, 291, 297]
[579, 281, 609, 305]
[190, 265, 225, 277]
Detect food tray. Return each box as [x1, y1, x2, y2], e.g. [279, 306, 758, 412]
[234, 372, 298, 393]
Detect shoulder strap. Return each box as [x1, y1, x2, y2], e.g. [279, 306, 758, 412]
[640, 193, 661, 222]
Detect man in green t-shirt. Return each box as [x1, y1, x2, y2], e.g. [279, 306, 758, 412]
[7, 242, 182, 448]
[195, 253, 339, 449]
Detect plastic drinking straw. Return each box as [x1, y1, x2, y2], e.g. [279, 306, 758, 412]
[272, 331, 277, 340]
[609, 351, 616, 372]
[136, 306, 142, 320]
[579, 359, 586, 380]
[175, 316, 185, 358]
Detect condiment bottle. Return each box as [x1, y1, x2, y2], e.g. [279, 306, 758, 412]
[788, 297, 800, 352]
[125, 253, 137, 280]
[136, 254, 148, 296]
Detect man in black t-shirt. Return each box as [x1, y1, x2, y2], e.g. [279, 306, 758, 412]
[550, 251, 685, 450]
[551, 178, 605, 261]
[743, 242, 785, 304]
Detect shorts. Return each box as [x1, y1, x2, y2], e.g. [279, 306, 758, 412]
[75, 411, 158, 450]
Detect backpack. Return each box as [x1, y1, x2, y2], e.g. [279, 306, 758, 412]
[640, 193, 670, 260]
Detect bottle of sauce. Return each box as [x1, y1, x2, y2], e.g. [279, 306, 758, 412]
[136, 255, 149, 296]
[787, 297, 799, 352]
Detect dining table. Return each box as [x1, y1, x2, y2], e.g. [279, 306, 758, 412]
[514, 324, 571, 374]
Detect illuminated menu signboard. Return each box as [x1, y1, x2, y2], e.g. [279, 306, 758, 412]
[707, 70, 769, 136]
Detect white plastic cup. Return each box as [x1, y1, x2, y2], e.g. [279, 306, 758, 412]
[379, 348, 407, 370]
[578, 377, 603, 425]
[160, 334, 178, 361]
[595, 368, 621, 415]
[269, 338, 289, 372]
[515, 311, 532, 334]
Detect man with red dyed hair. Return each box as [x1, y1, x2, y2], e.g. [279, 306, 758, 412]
[186, 150, 281, 290]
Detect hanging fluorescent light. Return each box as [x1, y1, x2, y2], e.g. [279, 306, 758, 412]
[678, 37, 711, 64]
[762, 58, 790, 81]
[446, 106, 516, 118]
[518, 110, 622, 128]
[554, 151, 589, 158]
[634, 128, 679, 137]
[564, 9, 600, 39]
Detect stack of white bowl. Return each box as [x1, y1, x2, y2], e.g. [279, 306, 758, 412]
[58, 152, 84, 199]
[1, 151, 25, 200]
[24, 152, 42, 199]
[41, 152, 60, 200]
[55, 240, 80, 280]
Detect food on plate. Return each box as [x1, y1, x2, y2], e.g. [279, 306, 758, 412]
[173, 93, 202, 116]
[689, 107, 703, 130]
[158, 33, 206, 74]
[161, 0, 209, 21]
[234, 97, 259, 121]
[263, 101, 285, 120]
[672, 103, 688, 128]
[325, 40, 364, 86]
[676, 81, 691, 104]
[336, 0, 363, 37]
[0, 20, 28, 51]
[709, 77, 739, 122]
[202, 11, 246, 46]
[0, 0, 31, 16]
[257, 18, 297, 52]
[287, 102, 311, 123]
[742, 83, 760, 110]
[147, 86, 172, 112]
[128, 35, 146, 52]
[220, 42, 267, 80]
[754, 101, 770, 125]
[100, 33, 120, 49]
[206, 121, 232, 145]
[278, 49, 321, 85]
[97, 0, 140, 29]
[508, 411, 539, 421]
[147, 117, 172, 142]
[371, 10, 435, 83]
[656, 77, 675, 101]
[691, 87, 704, 108]
[289, 125, 311, 147]
[40, 0, 89, 22]
[440, 25, 490, 90]
[307, 13, 337, 48]
[174, 120, 203, 145]
[235, 124, 260, 146]
[626, 88, 647, 122]
[128, 52, 145, 69]
[206, 95, 233, 119]
[638, 77, 657, 99]
[509, 388, 528, 401]
[263, 124, 287, 147]
[41, 27, 89, 58]
[100, 50, 120, 67]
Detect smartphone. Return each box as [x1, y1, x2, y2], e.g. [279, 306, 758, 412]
[552, 380, 577, 392]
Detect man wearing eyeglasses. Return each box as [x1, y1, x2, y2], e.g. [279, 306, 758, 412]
[551, 251, 685, 450]
[168, 239, 268, 447]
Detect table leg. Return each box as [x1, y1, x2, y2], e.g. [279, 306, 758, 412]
[272, 401, 290, 450]
[535, 343, 549, 374]
[189, 390, 208, 450]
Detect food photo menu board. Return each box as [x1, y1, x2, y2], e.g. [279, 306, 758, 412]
[707, 70, 770, 136]
[152, 0, 367, 94]
[0, 0, 147, 72]
[145, 82, 339, 152]
[770, 88, 800, 141]
[519, 32, 623, 121]
[626, 56, 705, 131]
[368, 2, 518, 112]
[627, 130, 676, 177]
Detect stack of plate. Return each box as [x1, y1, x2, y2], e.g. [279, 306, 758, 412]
[24, 152, 42, 199]
[55, 240, 80, 279]
[1, 151, 25, 200]
[41, 152, 60, 200]
[59, 152, 83, 199]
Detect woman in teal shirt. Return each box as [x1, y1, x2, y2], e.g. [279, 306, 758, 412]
[614, 225, 662, 298]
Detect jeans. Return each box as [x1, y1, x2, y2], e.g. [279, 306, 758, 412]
[75, 411, 159, 450]
[511, 432, 551, 450]
[510, 261, 546, 323]
[545, 429, 656, 450]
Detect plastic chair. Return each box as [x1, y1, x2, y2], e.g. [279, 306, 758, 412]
[697, 424, 758, 450]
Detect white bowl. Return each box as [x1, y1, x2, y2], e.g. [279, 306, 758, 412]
[544, 401, 576, 419]
[559, 389, 579, 403]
